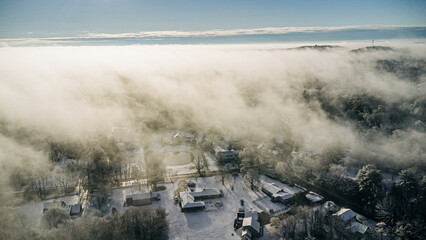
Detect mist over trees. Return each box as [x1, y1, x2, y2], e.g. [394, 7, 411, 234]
[0, 43, 425, 239]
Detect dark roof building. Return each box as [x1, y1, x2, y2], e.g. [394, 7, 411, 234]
[68, 204, 83, 217]
[126, 192, 160, 206]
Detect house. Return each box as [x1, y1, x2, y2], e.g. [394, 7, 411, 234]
[173, 131, 195, 145]
[214, 145, 240, 162]
[43, 200, 66, 213]
[189, 188, 222, 200]
[68, 204, 83, 217]
[260, 181, 293, 204]
[241, 211, 262, 240]
[332, 208, 370, 239]
[225, 162, 240, 172]
[179, 192, 206, 212]
[126, 192, 160, 206]
[179, 188, 223, 212]
[334, 208, 357, 222]
[305, 191, 324, 203]
[347, 221, 369, 234]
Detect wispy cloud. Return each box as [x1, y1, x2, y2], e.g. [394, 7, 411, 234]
[1, 25, 425, 47]
[86, 25, 418, 39]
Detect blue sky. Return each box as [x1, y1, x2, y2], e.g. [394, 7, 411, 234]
[0, 0, 425, 44]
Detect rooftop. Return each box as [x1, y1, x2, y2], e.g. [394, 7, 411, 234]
[180, 192, 206, 209]
[261, 180, 284, 195]
[347, 221, 369, 234]
[189, 188, 221, 198]
[305, 191, 324, 203]
[242, 211, 260, 233]
[334, 208, 357, 222]
[69, 204, 82, 214]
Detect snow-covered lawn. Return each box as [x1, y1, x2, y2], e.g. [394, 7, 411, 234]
[166, 163, 198, 175]
[204, 152, 219, 172]
[161, 145, 191, 153]
[19, 194, 81, 227]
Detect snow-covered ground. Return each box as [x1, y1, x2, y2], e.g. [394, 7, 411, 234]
[161, 145, 191, 153]
[204, 152, 219, 172]
[20, 175, 286, 239]
[19, 194, 81, 227]
[253, 197, 288, 214]
[107, 175, 279, 239]
[166, 163, 198, 175]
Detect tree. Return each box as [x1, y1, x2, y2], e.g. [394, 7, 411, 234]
[319, 164, 358, 198]
[376, 194, 401, 226]
[397, 168, 419, 200]
[356, 164, 382, 214]
[86, 146, 113, 192]
[0, 207, 33, 240]
[145, 152, 165, 191]
[240, 147, 260, 190]
[194, 155, 205, 177]
[42, 206, 70, 229]
[117, 207, 168, 240]
[319, 144, 345, 171]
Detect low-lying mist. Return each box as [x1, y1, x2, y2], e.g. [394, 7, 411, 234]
[0, 43, 425, 197]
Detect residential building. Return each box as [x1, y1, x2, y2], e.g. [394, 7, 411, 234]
[179, 188, 223, 212]
[241, 211, 262, 240]
[260, 180, 293, 204]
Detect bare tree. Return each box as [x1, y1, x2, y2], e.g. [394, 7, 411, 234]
[42, 206, 70, 229]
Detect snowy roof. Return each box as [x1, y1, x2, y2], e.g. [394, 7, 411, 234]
[273, 192, 293, 201]
[242, 212, 260, 233]
[179, 188, 221, 209]
[347, 221, 368, 234]
[190, 188, 221, 198]
[242, 229, 252, 238]
[174, 131, 194, 139]
[334, 208, 357, 222]
[214, 145, 228, 153]
[180, 192, 205, 209]
[305, 191, 324, 203]
[261, 180, 284, 195]
[414, 120, 424, 126]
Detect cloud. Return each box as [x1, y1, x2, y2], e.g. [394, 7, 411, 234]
[85, 25, 418, 39]
[1, 25, 425, 47]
